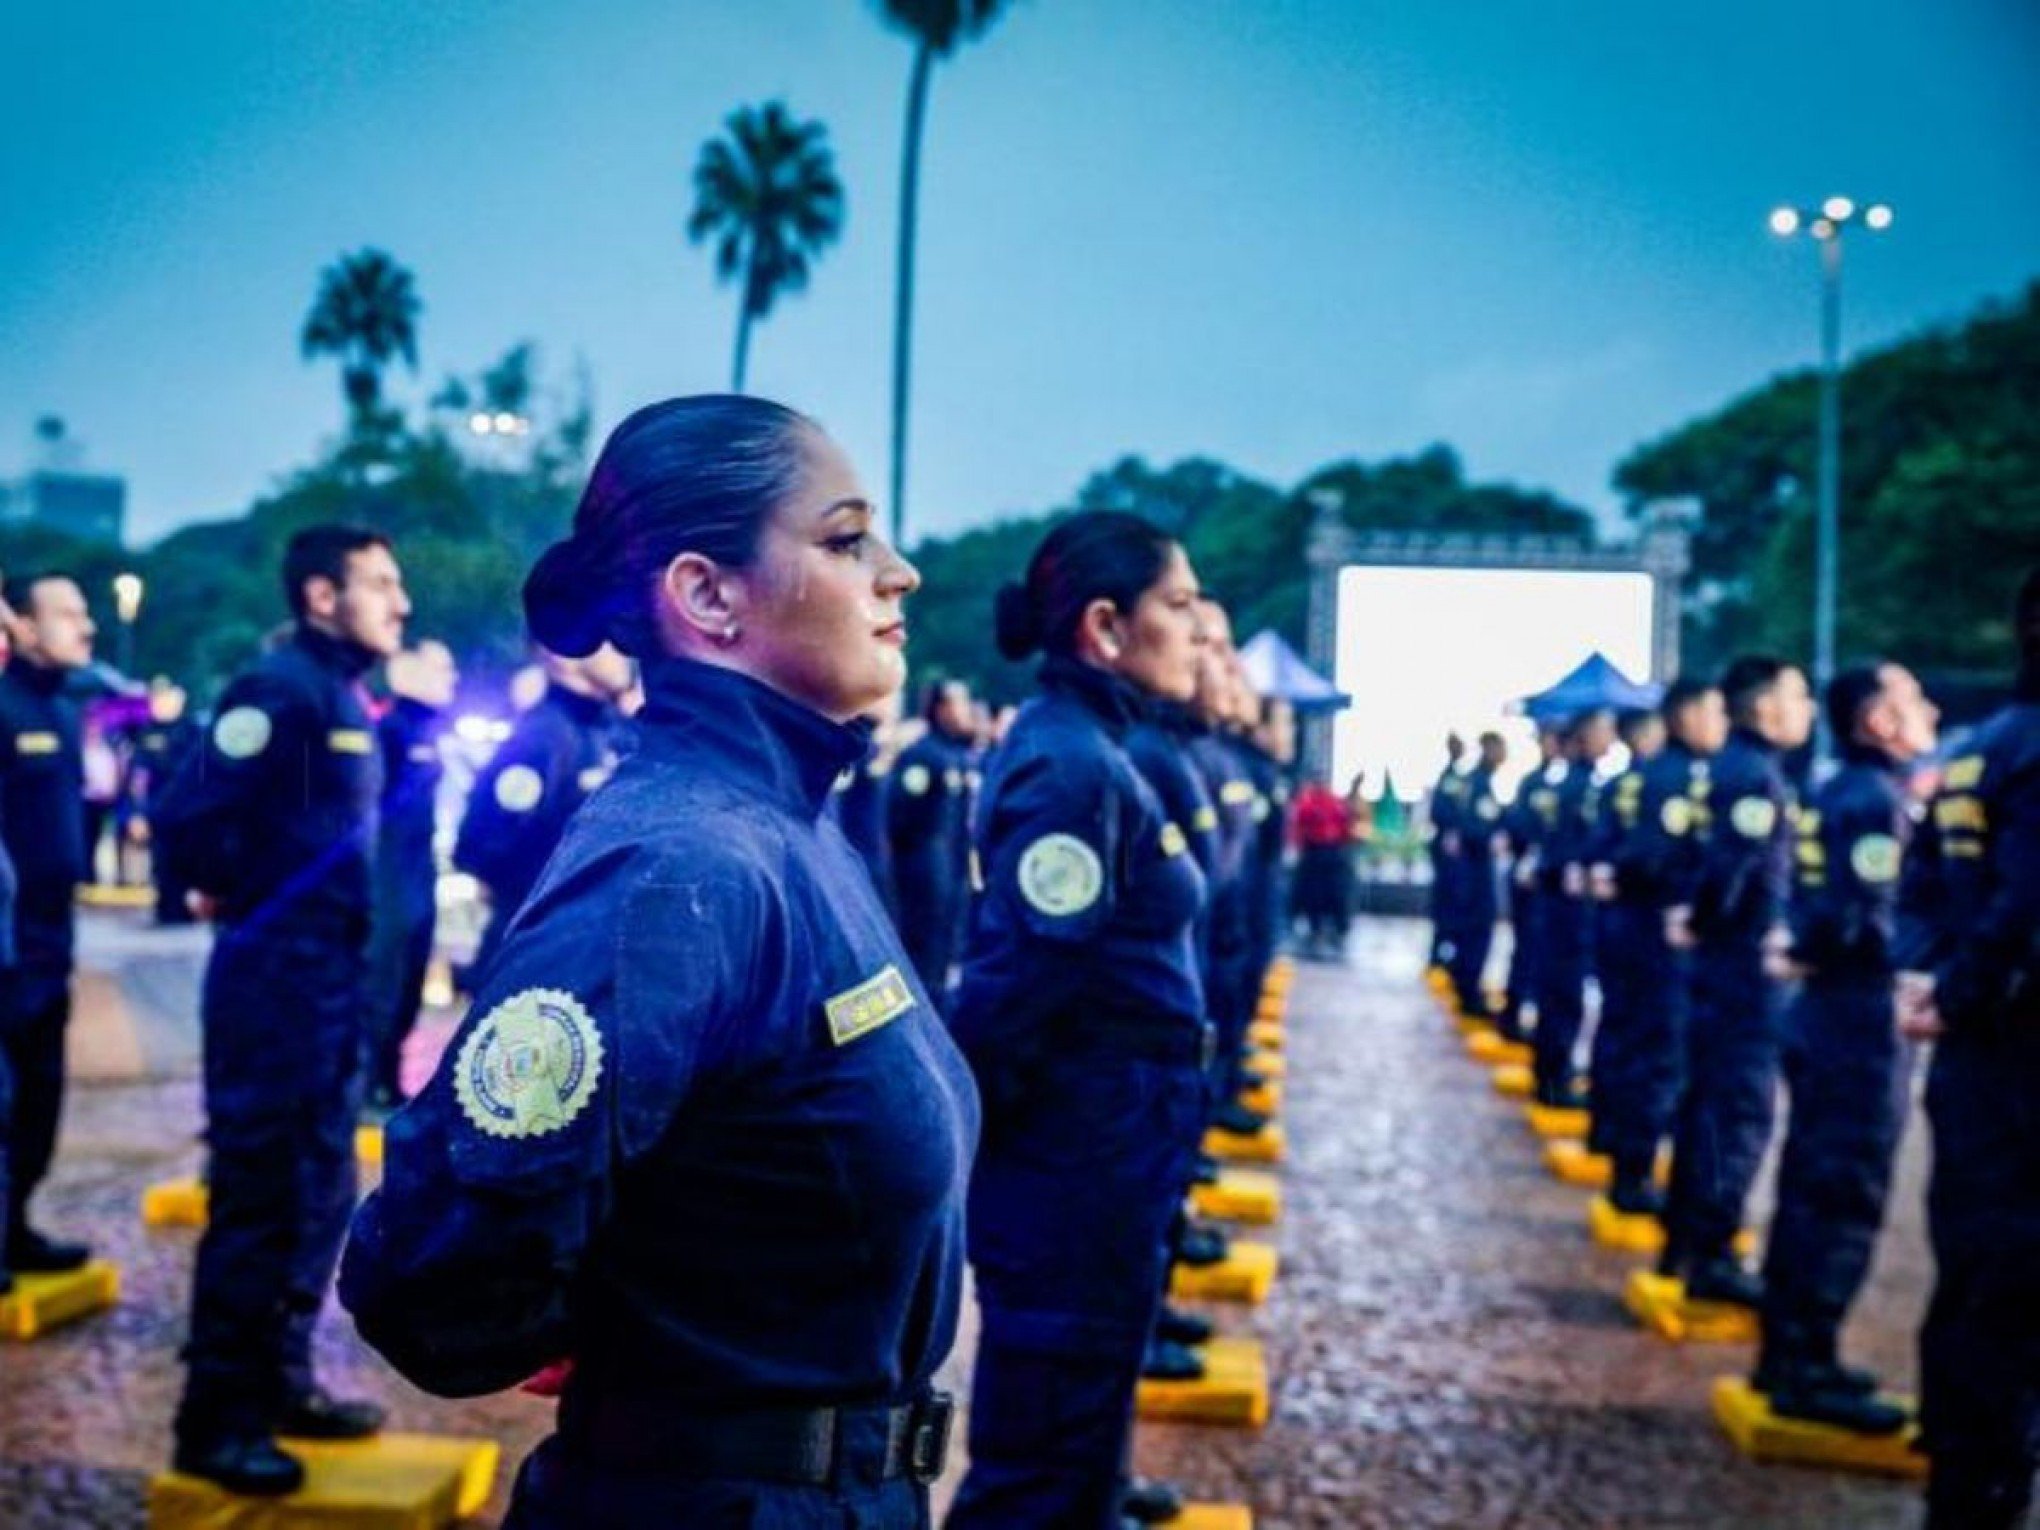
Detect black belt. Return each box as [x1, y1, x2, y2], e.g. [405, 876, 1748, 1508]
[1058, 1016, 1215, 1070]
[563, 1390, 954, 1486]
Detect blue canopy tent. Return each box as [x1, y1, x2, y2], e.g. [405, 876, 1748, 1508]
[1238, 630, 1349, 713]
[1518, 652, 1661, 724]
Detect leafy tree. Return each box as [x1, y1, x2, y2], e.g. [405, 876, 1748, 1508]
[300, 249, 422, 433]
[686, 101, 846, 392]
[872, 0, 1013, 545]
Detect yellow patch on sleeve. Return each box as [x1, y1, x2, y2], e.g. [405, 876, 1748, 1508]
[455, 988, 604, 1139]
[326, 728, 373, 755]
[1193, 806, 1219, 832]
[1731, 797, 1778, 838]
[825, 965, 916, 1047]
[1160, 822, 1189, 857]
[1849, 834, 1902, 884]
[1944, 756, 1985, 791]
[12, 731, 59, 756]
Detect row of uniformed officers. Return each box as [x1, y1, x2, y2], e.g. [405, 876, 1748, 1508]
[1, 395, 1294, 1528]
[1425, 580, 2040, 1529]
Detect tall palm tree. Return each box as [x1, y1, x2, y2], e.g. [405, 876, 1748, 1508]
[873, 0, 1012, 545]
[300, 249, 422, 428]
[687, 102, 846, 394]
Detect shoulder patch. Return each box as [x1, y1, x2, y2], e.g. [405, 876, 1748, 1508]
[213, 706, 272, 760]
[494, 763, 545, 812]
[454, 988, 604, 1139]
[1017, 832, 1105, 917]
[900, 763, 931, 797]
[1193, 805, 1219, 832]
[1731, 796, 1778, 838]
[1849, 834, 1902, 884]
[1477, 799, 1500, 822]
[824, 965, 916, 1046]
[1660, 797, 1693, 836]
[327, 728, 373, 755]
[1160, 822, 1189, 857]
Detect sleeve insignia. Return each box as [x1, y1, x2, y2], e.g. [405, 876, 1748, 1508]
[1849, 834, 1902, 884]
[1159, 822, 1189, 857]
[326, 728, 373, 755]
[1193, 805, 1219, 832]
[1660, 797, 1693, 836]
[1944, 756, 1985, 790]
[494, 764, 545, 812]
[1731, 796, 1778, 838]
[455, 987, 604, 1139]
[212, 706, 273, 761]
[824, 965, 916, 1047]
[1017, 832, 1105, 917]
[13, 731, 60, 756]
[901, 763, 932, 797]
[1477, 800, 1500, 822]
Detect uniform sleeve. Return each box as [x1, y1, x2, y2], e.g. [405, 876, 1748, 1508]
[1792, 783, 1902, 970]
[150, 671, 318, 902]
[885, 742, 944, 852]
[1935, 756, 2040, 1028]
[340, 851, 771, 1395]
[982, 749, 1120, 944]
[1692, 764, 1783, 935]
[453, 725, 570, 891]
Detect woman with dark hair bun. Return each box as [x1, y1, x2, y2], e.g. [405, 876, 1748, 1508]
[946, 511, 1212, 1529]
[340, 395, 979, 1529]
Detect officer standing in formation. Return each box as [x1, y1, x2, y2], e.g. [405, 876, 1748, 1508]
[155, 526, 411, 1492]
[1531, 707, 1612, 1108]
[453, 641, 633, 985]
[886, 677, 977, 1006]
[1900, 569, 2040, 1529]
[1438, 731, 1506, 1021]
[364, 639, 459, 1110]
[1425, 732, 1469, 971]
[345, 395, 975, 1529]
[0, 572, 99, 1289]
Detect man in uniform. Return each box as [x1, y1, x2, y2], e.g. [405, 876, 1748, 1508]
[1499, 723, 1565, 1043]
[363, 640, 458, 1110]
[1900, 569, 2040, 1528]
[454, 643, 632, 988]
[156, 526, 410, 1493]
[886, 678, 977, 1006]
[1754, 661, 1936, 1433]
[1445, 732, 1508, 1019]
[1659, 655, 1814, 1305]
[0, 572, 99, 1286]
[1427, 733, 1470, 971]
[1533, 708, 1615, 1107]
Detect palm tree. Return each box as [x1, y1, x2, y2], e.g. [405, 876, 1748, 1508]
[873, 0, 1012, 545]
[687, 102, 846, 393]
[300, 249, 422, 429]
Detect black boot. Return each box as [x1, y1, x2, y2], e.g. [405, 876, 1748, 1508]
[1155, 1304, 1215, 1346]
[1685, 1257, 1764, 1309]
[276, 1386, 385, 1440]
[1190, 1153, 1221, 1186]
[1140, 1339, 1206, 1382]
[1608, 1172, 1665, 1218]
[1122, 1476, 1186, 1523]
[7, 1226, 91, 1273]
[1210, 1101, 1269, 1136]
[1534, 1078, 1588, 1111]
[1176, 1223, 1230, 1267]
[1766, 1363, 1910, 1435]
[172, 1435, 306, 1496]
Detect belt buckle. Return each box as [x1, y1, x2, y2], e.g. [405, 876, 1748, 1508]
[907, 1391, 954, 1484]
[1198, 1022, 1217, 1071]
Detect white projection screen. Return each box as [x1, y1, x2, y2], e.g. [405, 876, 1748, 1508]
[1330, 565, 1657, 803]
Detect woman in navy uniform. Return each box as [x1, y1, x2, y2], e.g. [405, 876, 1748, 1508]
[945, 511, 1210, 1529]
[341, 396, 978, 1529]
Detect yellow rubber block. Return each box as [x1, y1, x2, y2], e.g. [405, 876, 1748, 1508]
[1189, 1168, 1281, 1225]
[1524, 1104, 1590, 1140]
[1238, 1080, 1282, 1116]
[1171, 1240, 1278, 1304]
[1589, 1194, 1663, 1252]
[1204, 1123, 1285, 1164]
[1254, 995, 1285, 1022]
[0, 1260, 119, 1340]
[1549, 1141, 1614, 1190]
[1710, 1376, 1925, 1479]
[1466, 1030, 1533, 1067]
[1247, 1020, 1284, 1051]
[1452, 1013, 1491, 1038]
[355, 1124, 384, 1169]
[1176, 1506, 1254, 1530]
[143, 1178, 211, 1228]
[149, 1434, 500, 1529]
[1624, 1270, 1759, 1344]
[1248, 1049, 1286, 1080]
[77, 883, 157, 909]
[1423, 964, 1451, 989]
[1136, 1336, 1268, 1427]
[1491, 1063, 1533, 1099]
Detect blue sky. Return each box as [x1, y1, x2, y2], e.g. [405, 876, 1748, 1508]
[4, 1, 2036, 546]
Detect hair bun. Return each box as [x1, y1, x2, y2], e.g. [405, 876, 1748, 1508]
[523, 538, 606, 658]
[993, 581, 1043, 660]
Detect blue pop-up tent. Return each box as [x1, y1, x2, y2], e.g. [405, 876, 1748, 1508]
[1518, 652, 1660, 723]
[1239, 630, 1350, 713]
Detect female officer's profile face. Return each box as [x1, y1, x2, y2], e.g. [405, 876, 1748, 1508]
[714, 428, 921, 722]
[1081, 543, 1205, 704]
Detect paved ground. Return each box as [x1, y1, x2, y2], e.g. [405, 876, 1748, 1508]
[3, 908, 1936, 1527]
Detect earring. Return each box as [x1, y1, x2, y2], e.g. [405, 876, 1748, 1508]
[718, 622, 740, 645]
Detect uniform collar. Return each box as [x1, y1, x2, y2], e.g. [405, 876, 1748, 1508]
[638, 656, 871, 819]
[1729, 724, 1778, 759]
[1038, 653, 1147, 736]
[1840, 739, 1902, 775]
[294, 624, 379, 680]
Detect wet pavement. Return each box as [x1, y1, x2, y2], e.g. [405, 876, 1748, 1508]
[3, 910, 1934, 1527]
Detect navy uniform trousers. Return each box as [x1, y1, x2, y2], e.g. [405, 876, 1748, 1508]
[1587, 905, 1688, 1180]
[1532, 889, 1590, 1094]
[182, 920, 364, 1436]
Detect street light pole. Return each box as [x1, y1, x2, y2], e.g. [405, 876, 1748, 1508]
[1769, 196, 1890, 743]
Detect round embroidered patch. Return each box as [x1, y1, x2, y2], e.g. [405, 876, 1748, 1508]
[1159, 822, 1188, 857]
[1016, 832, 1104, 917]
[454, 988, 604, 1139]
[1660, 797, 1694, 836]
[494, 764, 545, 812]
[1849, 834, 1902, 884]
[212, 706, 272, 760]
[1731, 797, 1779, 839]
[901, 764, 931, 797]
[1251, 794, 1272, 823]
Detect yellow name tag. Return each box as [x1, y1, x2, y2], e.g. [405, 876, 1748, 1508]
[1220, 781, 1254, 806]
[327, 729, 373, 755]
[14, 732, 59, 755]
[824, 965, 916, 1047]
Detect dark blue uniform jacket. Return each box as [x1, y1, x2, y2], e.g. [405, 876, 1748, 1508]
[453, 685, 615, 921]
[1789, 745, 1911, 978]
[0, 659, 85, 1000]
[1692, 727, 1794, 943]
